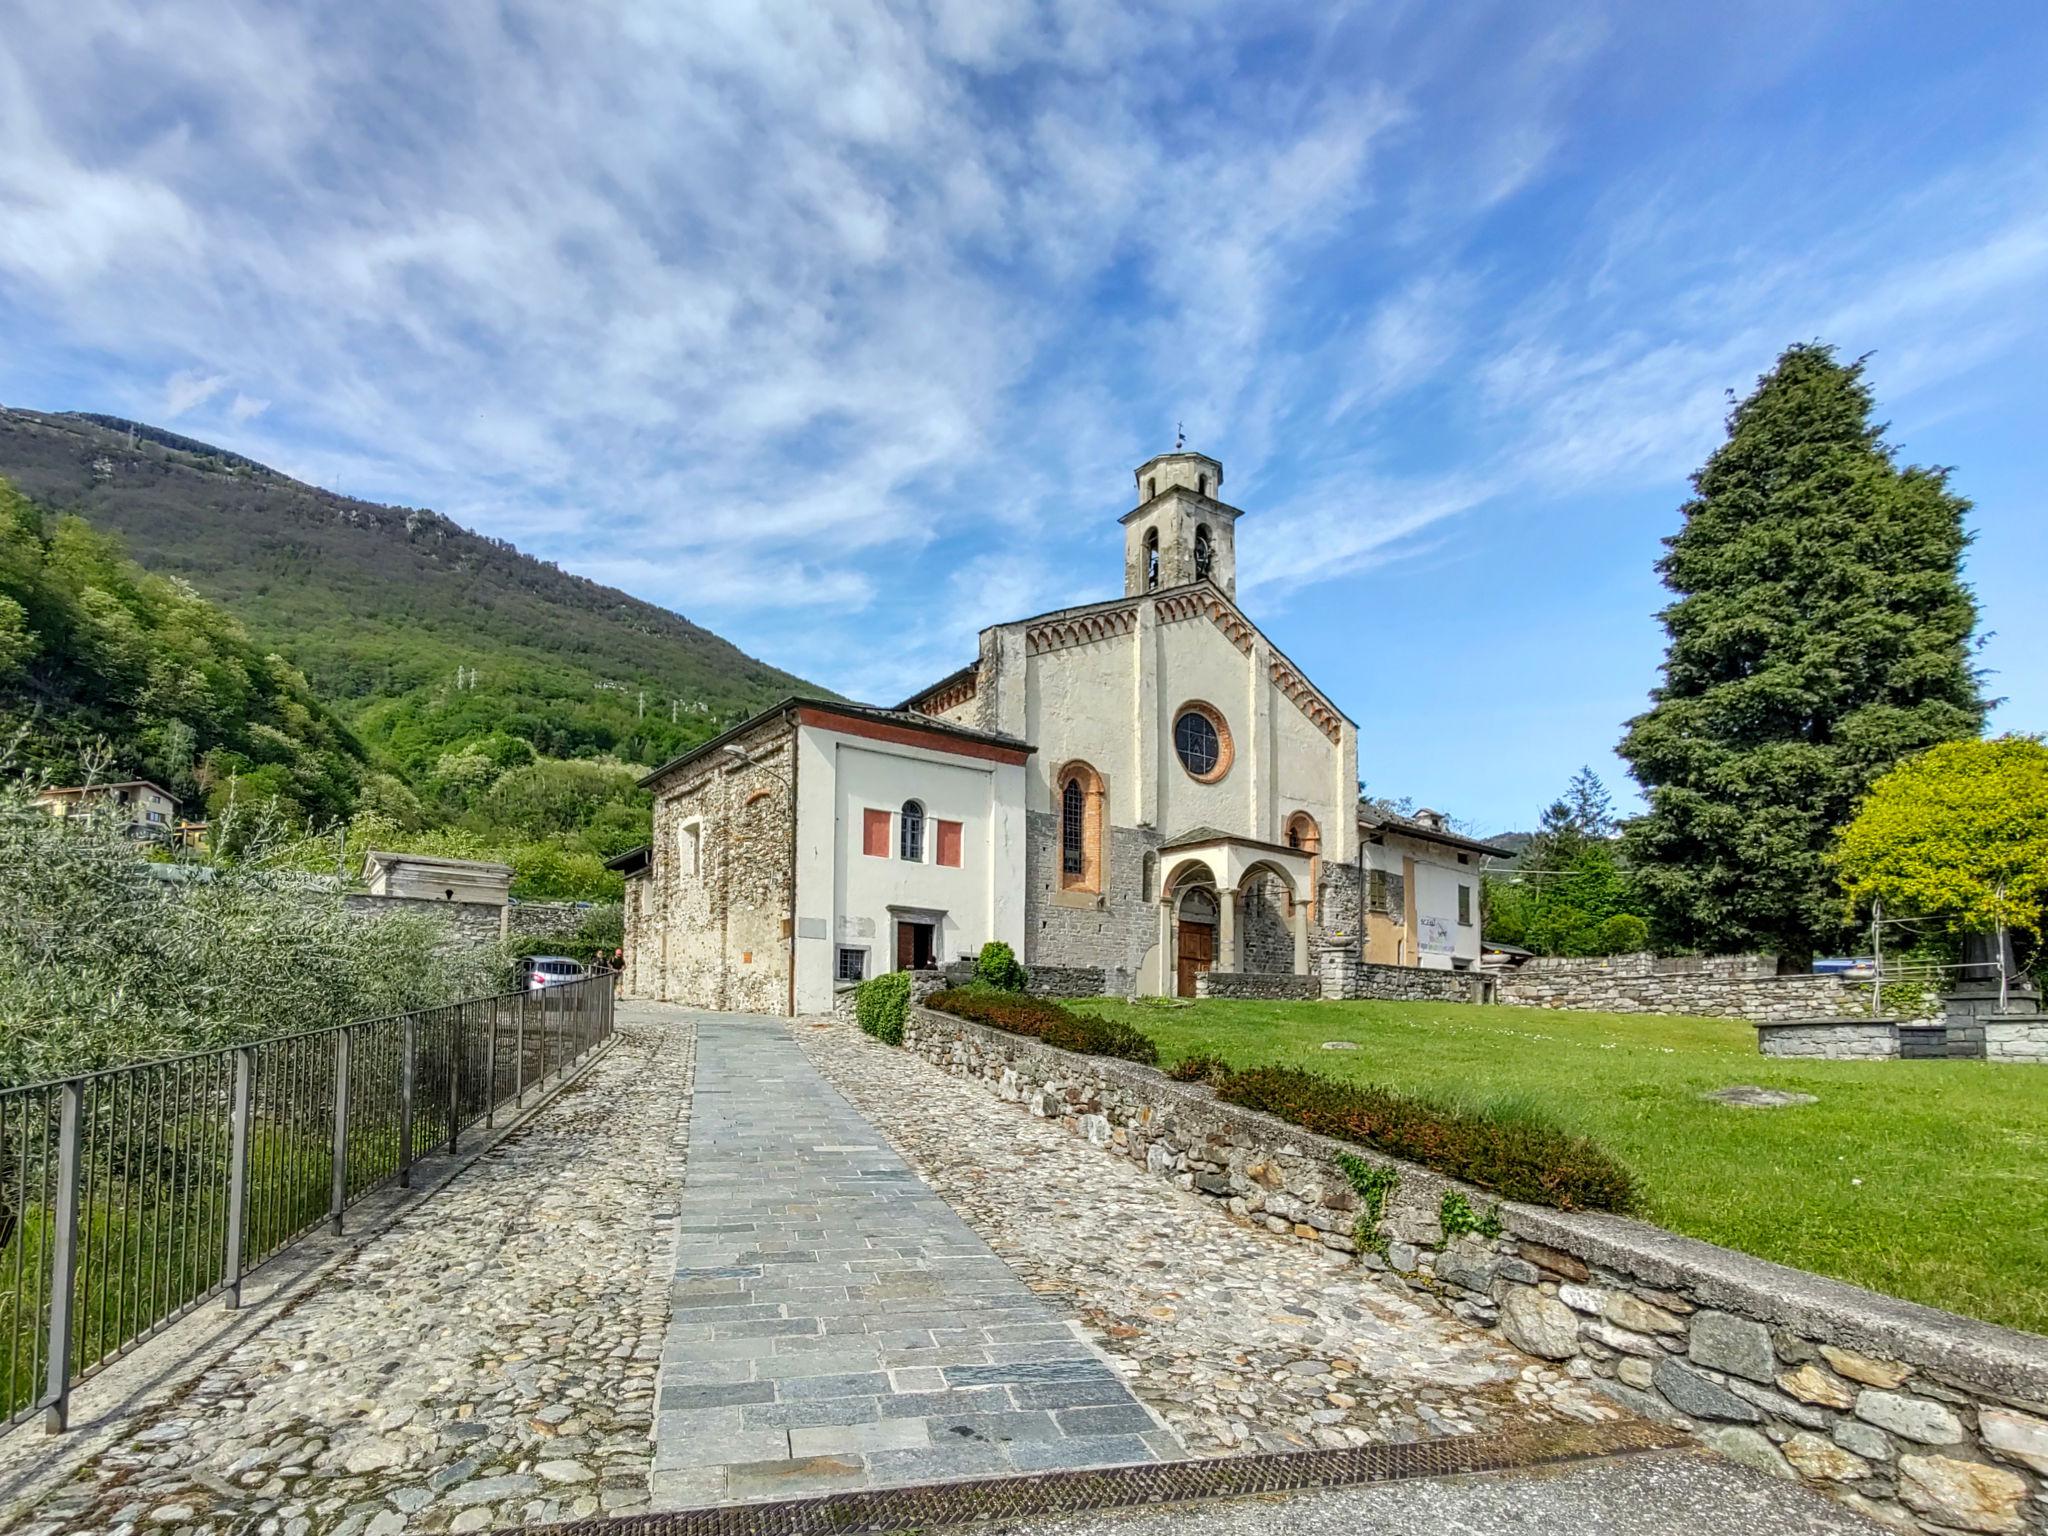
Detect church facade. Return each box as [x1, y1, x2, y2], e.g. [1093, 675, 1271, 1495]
[622, 450, 1492, 1014]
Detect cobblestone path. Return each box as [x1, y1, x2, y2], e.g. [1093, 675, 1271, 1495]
[651, 1014, 1173, 1508]
[22, 1006, 693, 1536]
[792, 1017, 1619, 1458]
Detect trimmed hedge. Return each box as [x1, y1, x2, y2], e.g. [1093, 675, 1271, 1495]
[1210, 1065, 1633, 1213]
[855, 971, 911, 1045]
[974, 940, 1028, 993]
[925, 988, 1158, 1066]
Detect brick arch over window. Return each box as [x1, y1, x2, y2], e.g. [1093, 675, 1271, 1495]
[1055, 760, 1106, 894]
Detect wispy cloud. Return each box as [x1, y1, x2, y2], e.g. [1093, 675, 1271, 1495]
[0, 0, 2042, 719]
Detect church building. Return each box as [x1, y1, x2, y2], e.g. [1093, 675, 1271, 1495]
[621, 450, 1497, 1014]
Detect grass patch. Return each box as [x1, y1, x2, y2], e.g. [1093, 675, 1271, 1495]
[1073, 996, 2048, 1336]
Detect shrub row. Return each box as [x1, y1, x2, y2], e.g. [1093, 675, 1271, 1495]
[854, 971, 910, 1045]
[1209, 1064, 1634, 1213]
[924, 988, 1158, 1066]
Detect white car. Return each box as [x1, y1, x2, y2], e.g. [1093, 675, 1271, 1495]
[520, 955, 587, 990]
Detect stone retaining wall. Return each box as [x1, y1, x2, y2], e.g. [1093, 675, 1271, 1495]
[1757, 1020, 1901, 1060]
[903, 1005, 2048, 1534]
[1986, 1019, 2048, 1063]
[1499, 954, 1875, 1023]
[1027, 965, 1110, 998]
[506, 899, 617, 941]
[341, 893, 505, 951]
[1195, 972, 1321, 1001]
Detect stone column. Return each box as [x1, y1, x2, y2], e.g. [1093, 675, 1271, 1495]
[1293, 898, 1310, 976]
[1217, 887, 1237, 974]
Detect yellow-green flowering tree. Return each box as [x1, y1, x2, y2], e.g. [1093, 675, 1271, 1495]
[1834, 737, 2048, 938]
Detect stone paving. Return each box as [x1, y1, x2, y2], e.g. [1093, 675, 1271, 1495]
[791, 1016, 1620, 1458]
[12, 1007, 693, 1536]
[651, 1014, 1173, 1508]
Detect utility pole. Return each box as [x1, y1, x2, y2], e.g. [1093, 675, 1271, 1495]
[1870, 897, 1882, 1018]
[1996, 882, 2010, 1012]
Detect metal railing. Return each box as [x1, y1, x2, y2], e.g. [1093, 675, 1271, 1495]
[0, 973, 615, 1434]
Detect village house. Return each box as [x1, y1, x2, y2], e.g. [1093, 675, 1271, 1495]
[34, 779, 186, 842]
[623, 449, 1502, 1013]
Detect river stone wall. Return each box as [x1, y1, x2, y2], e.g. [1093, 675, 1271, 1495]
[341, 893, 505, 951]
[1195, 972, 1320, 1001]
[903, 1005, 2048, 1534]
[507, 899, 618, 941]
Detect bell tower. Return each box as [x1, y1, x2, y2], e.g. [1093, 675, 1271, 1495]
[1121, 449, 1239, 599]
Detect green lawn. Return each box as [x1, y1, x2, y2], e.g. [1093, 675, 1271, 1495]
[1073, 997, 2048, 1337]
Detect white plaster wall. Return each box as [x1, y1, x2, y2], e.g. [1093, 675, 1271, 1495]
[1409, 849, 1481, 969]
[791, 724, 1025, 1014]
[1025, 634, 1139, 815]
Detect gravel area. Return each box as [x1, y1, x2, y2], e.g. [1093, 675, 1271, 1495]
[792, 1017, 1620, 1458]
[20, 1005, 694, 1536]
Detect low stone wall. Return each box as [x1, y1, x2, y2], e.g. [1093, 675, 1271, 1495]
[1349, 960, 1486, 1003]
[903, 1005, 2048, 1534]
[1758, 1020, 1901, 1060]
[1195, 972, 1321, 1001]
[1987, 1019, 2048, 1063]
[1499, 954, 1874, 1023]
[1027, 965, 1109, 998]
[341, 893, 504, 952]
[506, 899, 617, 941]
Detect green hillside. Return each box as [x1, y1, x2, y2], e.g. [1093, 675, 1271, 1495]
[0, 407, 818, 776]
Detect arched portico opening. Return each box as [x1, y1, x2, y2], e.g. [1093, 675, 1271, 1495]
[1161, 857, 1220, 998]
[1236, 858, 1312, 978]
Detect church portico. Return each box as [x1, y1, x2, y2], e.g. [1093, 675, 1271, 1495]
[1151, 834, 1315, 996]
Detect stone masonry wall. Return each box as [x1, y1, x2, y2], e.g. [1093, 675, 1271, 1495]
[506, 899, 619, 941]
[903, 1005, 2048, 1535]
[1026, 965, 1110, 998]
[1757, 1021, 1901, 1060]
[1985, 1019, 2048, 1063]
[1499, 954, 1877, 1023]
[640, 723, 796, 1014]
[342, 893, 504, 954]
[1195, 971, 1320, 1001]
[1024, 814, 1160, 998]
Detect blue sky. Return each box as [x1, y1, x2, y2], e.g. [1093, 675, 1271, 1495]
[2, 2, 2042, 835]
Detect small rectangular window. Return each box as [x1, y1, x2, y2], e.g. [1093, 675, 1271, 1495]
[862, 808, 890, 857]
[678, 821, 701, 877]
[1458, 885, 1472, 926]
[936, 819, 962, 867]
[836, 947, 867, 982]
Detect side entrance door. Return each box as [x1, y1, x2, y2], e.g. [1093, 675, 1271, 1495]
[1176, 921, 1215, 997]
[896, 919, 935, 972]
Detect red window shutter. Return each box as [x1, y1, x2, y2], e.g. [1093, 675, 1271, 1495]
[862, 808, 890, 857]
[936, 819, 963, 868]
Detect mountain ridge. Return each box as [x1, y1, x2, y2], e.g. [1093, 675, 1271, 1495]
[0, 406, 820, 772]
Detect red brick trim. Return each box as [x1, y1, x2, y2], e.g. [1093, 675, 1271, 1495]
[797, 706, 1030, 765]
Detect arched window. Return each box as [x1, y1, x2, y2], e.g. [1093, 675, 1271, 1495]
[1143, 527, 1160, 591]
[1056, 761, 1105, 893]
[1196, 473, 1208, 496]
[1146, 477, 1157, 499]
[1284, 812, 1322, 919]
[1193, 525, 1213, 582]
[899, 800, 925, 862]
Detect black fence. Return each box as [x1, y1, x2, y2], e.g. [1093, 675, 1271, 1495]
[0, 974, 615, 1433]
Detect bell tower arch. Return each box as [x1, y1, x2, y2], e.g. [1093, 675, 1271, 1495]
[1121, 450, 1241, 598]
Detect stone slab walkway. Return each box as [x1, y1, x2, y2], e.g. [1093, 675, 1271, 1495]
[652, 1014, 1173, 1508]
[791, 1016, 1616, 1458]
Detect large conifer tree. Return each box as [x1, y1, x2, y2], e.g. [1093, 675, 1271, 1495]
[1618, 344, 1984, 966]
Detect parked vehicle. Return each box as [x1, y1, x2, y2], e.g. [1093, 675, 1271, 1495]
[520, 955, 587, 990]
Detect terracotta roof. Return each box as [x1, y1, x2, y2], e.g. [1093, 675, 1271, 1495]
[638, 696, 1032, 788]
[1357, 803, 1511, 859]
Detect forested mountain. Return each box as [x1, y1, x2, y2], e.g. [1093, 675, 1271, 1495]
[0, 407, 817, 775]
[0, 481, 367, 823]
